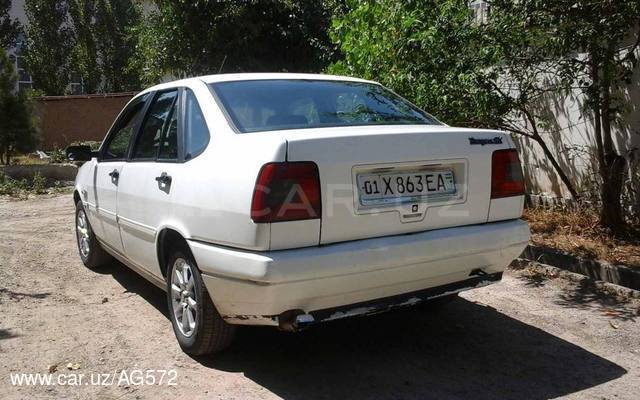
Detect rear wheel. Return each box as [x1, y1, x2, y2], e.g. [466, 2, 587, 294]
[75, 200, 112, 269]
[166, 248, 236, 355]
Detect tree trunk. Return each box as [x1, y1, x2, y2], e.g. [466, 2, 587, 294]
[600, 154, 627, 232]
[598, 44, 627, 233]
[532, 133, 580, 200]
[590, 56, 606, 181]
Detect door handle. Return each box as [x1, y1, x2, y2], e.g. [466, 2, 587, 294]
[155, 173, 172, 185]
[108, 169, 119, 179]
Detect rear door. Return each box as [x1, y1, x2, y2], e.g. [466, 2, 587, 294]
[93, 95, 149, 253]
[117, 89, 181, 275]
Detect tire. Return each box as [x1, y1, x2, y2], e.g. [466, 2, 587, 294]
[166, 247, 236, 355]
[75, 200, 112, 270]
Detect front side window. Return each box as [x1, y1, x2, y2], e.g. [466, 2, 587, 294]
[210, 79, 440, 133]
[102, 95, 148, 160]
[133, 90, 178, 160]
[184, 89, 210, 159]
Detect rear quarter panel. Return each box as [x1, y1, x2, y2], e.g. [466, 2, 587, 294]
[164, 80, 287, 250]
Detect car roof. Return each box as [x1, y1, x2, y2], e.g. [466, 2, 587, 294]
[138, 73, 379, 96]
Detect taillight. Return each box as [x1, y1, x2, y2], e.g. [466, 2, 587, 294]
[251, 162, 321, 223]
[491, 149, 525, 198]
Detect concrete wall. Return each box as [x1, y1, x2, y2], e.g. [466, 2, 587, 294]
[0, 164, 78, 181]
[34, 93, 135, 150]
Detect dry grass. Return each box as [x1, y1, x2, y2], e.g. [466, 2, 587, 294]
[523, 207, 640, 268]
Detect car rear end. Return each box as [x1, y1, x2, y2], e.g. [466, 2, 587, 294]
[191, 76, 530, 328]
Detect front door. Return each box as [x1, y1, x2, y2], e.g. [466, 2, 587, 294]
[93, 95, 149, 254]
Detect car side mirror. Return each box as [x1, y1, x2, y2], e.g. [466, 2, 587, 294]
[66, 145, 95, 162]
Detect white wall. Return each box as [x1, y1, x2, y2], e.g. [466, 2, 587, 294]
[511, 49, 640, 203]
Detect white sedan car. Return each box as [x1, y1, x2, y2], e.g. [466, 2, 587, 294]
[69, 73, 530, 355]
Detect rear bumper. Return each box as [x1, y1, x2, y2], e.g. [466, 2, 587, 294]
[189, 219, 529, 326]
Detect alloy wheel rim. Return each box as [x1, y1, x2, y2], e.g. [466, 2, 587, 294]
[76, 209, 90, 258]
[171, 258, 197, 337]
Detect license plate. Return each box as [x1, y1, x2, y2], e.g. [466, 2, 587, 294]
[357, 169, 456, 205]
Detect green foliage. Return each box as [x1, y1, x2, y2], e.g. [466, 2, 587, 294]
[329, 0, 510, 127]
[31, 171, 45, 193]
[23, 0, 75, 95]
[0, 49, 39, 165]
[133, 0, 337, 86]
[0, 171, 29, 196]
[0, 0, 22, 48]
[24, 0, 141, 95]
[70, 0, 141, 93]
[47, 147, 67, 164]
[0, 171, 67, 197]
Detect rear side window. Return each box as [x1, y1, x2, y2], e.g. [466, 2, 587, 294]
[133, 90, 178, 160]
[102, 95, 148, 160]
[184, 89, 210, 159]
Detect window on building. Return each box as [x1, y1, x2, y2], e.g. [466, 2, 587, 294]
[10, 55, 33, 92]
[469, 0, 490, 24]
[69, 72, 85, 95]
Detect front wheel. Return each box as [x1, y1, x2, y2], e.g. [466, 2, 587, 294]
[166, 248, 236, 355]
[75, 200, 112, 269]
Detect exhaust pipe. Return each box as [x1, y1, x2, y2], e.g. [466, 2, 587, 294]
[278, 309, 315, 331]
[294, 313, 315, 329]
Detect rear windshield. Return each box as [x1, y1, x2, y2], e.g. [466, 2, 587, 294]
[209, 79, 440, 133]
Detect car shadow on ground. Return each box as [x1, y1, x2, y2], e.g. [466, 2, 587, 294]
[97, 261, 169, 318]
[104, 262, 627, 400]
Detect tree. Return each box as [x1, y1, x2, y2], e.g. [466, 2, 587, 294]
[330, 0, 508, 126]
[68, 0, 101, 92]
[487, 0, 640, 232]
[329, 0, 580, 199]
[23, 0, 75, 95]
[1, 0, 22, 49]
[24, 0, 141, 95]
[0, 49, 39, 165]
[552, 0, 640, 232]
[70, 0, 141, 93]
[478, 0, 583, 200]
[133, 0, 337, 86]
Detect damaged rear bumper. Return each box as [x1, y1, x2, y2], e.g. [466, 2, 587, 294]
[194, 219, 529, 326]
[278, 272, 503, 330]
[214, 272, 502, 329]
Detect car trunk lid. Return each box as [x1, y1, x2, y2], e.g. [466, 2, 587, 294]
[282, 125, 513, 245]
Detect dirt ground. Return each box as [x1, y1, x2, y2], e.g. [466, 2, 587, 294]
[1, 194, 639, 400]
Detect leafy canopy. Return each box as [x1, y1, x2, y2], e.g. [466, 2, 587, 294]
[133, 0, 337, 86]
[23, 0, 75, 95]
[329, 0, 510, 127]
[24, 0, 141, 95]
[0, 0, 22, 48]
